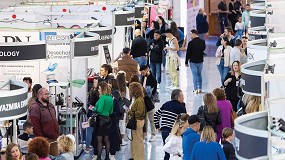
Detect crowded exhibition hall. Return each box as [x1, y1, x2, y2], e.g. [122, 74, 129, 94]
[0, 0, 284, 159]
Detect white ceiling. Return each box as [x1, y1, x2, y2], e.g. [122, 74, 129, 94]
[0, 0, 117, 10]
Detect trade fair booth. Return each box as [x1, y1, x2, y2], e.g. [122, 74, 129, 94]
[0, 1, 140, 157]
[235, 0, 285, 159]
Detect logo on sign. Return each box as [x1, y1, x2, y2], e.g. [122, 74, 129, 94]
[2, 36, 31, 42]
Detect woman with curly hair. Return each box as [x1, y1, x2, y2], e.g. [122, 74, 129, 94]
[28, 137, 51, 160]
[128, 82, 146, 160]
[5, 143, 24, 160]
[55, 135, 74, 160]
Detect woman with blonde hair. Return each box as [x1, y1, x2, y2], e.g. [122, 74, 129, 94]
[163, 114, 189, 160]
[55, 135, 74, 160]
[197, 93, 221, 133]
[245, 95, 262, 113]
[212, 88, 233, 142]
[128, 82, 146, 160]
[92, 81, 113, 160]
[191, 126, 226, 160]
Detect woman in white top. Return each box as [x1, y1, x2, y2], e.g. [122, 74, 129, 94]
[164, 29, 180, 90]
[234, 16, 245, 39]
[216, 37, 232, 86]
[163, 116, 187, 160]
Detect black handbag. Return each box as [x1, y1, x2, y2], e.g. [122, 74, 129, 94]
[97, 115, 112, 128]
[88, 112, 97, 128]
[126, 111, 137, 130]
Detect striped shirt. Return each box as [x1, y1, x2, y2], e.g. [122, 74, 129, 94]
[154, 100, 187, 131]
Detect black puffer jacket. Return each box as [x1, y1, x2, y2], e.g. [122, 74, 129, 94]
[149, 38, 164, 63]
[197, 105, 221, 132]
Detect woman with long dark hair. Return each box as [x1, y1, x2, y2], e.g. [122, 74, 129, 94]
[86, 77, 99, 153]
[116, 71, 130, 146]
[92, 82, 113, 160]
[224, 61, 242, 112]
[215, 36, 232, 86]
[170, 21, 184, 47]
[157, 16, 169, 70]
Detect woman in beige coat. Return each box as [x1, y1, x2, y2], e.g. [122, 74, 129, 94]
[216, 37, 232, 86]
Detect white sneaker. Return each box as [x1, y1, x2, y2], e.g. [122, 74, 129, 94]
[110, 155, 116, 160]
[149, 135, 156, 142]
[157, 84, 160, 89]
[92, 155, 97, 160]
[162, 67, 165, 71]
[121, 140, 128, 146]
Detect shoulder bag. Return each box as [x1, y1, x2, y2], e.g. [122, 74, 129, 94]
[126, 111, 136, 130]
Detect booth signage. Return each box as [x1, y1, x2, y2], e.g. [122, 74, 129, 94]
[235, 130, 267, 159]
[241, 72, 262, 95]
[115, 12, 135, 26]
[90, 29, 112, 45]
[0, 32, 40, 43]
[0, 42, 46, 61]
[250, 16, 265, 28]
[135, 7, 144, 18]
[74, 39, 99, 57]
[0, 80, 28, 120]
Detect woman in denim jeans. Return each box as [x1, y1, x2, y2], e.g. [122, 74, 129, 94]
[215, 37, 232, 86]
[85, 77, 100, 153]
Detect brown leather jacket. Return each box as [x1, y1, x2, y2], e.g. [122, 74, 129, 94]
[117, 56, 139, 83]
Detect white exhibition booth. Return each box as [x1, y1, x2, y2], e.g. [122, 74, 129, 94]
[235, 0, 285, 159]
[0, 2, 138, 157]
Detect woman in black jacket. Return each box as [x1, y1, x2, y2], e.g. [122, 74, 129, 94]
[222, 128, 236, 160]
[149, 30, 164, 86]
[157, 16, 169, 69]
[197, 93, 221, 134]
[86, 77, 99, 153]
[224, 61, 242, 112]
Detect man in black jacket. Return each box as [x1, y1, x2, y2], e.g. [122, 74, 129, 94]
[185, 29, 206, 94]
[216, 27, 236, 47]
[130, 29, 148, 67]
[149, 30, 164, 88]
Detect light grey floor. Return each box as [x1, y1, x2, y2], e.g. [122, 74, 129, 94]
[79, 37, 220, 160]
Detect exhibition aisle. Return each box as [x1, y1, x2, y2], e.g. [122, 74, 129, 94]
[79, 37, 220, 160]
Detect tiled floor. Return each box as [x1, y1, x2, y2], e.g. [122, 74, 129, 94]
[79, 36, 220, 160]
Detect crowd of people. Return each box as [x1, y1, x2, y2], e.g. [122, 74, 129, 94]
[1, 1, 264, 160]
